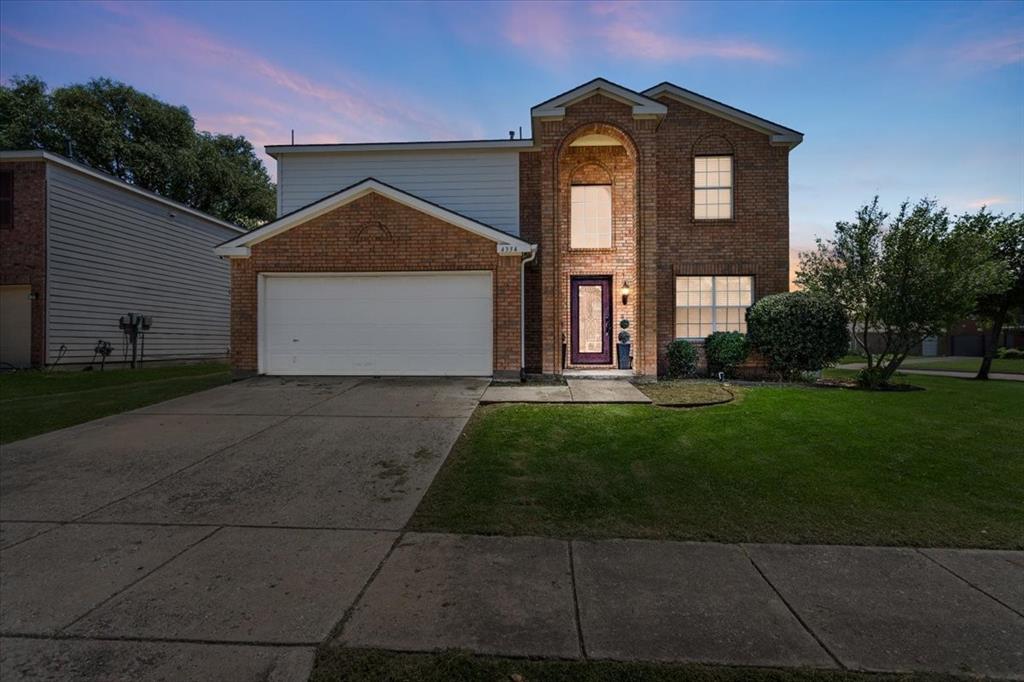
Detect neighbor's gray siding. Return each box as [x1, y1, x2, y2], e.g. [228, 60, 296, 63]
[45, 163, 237, 364]
[277, 149, 521, 234]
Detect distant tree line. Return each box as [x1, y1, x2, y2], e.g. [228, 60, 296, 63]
[0, 75, 275, 228]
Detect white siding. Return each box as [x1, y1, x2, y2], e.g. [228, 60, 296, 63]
[45, 164, 238, 365]
[277, 149, 521, 234]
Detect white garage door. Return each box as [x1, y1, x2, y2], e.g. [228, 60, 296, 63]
[262, 272, 493, 376]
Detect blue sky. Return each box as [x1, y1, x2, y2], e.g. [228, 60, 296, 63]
[1, 0, 1021, 250]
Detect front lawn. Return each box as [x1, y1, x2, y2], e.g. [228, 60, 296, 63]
[410, 374, 1023, 549]
[311, 647, 959, 682]
[0, 363, 231, 443]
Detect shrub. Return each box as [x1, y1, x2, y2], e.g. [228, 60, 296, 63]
[666, 339, 698, 378]
[1000, 348, 1024, 360]
[704, 332, 749, 377]
[746, 291, 848, 379]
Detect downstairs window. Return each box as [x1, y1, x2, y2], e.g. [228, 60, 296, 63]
[675, 275, 753, 338]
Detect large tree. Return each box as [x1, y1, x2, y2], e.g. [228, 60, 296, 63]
[957, 210, 1024, 380]
[798, 198, 1009, 388]
[0, 76, 274, 228]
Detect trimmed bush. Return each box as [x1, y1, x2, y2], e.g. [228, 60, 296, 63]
[704, 332, 749, 378]
[666, 339, 698, 378]
[1000, 348, 1024, 360]
[746, 291, 848, 379]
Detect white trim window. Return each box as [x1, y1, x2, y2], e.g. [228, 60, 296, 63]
[694, 156, 732, 220]
[675, 275, 752, 338]
[570, 184, 612, 249]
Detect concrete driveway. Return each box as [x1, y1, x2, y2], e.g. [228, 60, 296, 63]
[0, 376, 487, 681]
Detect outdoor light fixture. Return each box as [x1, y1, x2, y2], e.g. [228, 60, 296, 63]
[621, 280, 630, 305]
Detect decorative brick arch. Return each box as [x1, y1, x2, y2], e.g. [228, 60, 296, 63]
[569, 161, 614, 186]
[692, 133, 735, 156]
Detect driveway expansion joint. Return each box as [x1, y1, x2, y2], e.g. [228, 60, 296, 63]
[567, 540, 588, 660]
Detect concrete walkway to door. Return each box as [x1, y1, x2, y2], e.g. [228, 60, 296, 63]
[481, 378, 651, 404]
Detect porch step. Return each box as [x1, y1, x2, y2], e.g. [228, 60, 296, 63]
[562, 369, 634, 380]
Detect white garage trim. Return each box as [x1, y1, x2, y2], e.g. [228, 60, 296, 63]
[257, 271, 494, 376]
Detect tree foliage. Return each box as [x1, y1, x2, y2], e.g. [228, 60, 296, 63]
[956, 210, 1024, 380]
[745, 292, 848, 379]
[0, 75, 275, 228]
[797, 198, 1010, 387]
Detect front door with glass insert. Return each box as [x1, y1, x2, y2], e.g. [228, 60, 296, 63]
[570, 276, 612, 364]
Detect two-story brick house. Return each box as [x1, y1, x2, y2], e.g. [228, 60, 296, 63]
[216, 78, 802, 379]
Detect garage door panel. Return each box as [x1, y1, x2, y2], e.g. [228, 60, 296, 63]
[262, 273, 493, 376]
[265, 297, 490, 326]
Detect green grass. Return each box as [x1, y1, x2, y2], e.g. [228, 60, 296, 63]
[0, 363, 231, 443]
[310, 647, 959, 682]
[410, 373, 1023, 549]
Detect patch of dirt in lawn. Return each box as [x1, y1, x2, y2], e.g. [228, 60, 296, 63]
[639, 381, 739, 407]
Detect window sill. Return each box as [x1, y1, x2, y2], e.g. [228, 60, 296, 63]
[568, 246, 616, 253]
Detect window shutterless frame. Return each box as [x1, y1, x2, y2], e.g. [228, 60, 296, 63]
[674, 275, 753, 339]
[693, 156, 733, 220]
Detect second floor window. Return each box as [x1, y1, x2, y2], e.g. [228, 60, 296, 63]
[570, 184, 612, 249]
[694, 156, 732, 220]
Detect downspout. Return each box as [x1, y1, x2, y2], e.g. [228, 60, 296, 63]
[520, 245, 538, 381]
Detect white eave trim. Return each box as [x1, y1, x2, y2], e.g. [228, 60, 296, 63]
[642, 83, 804, 148]
[266, 139, 536, 157]
[0, 150, 247, 233]
[214, 178, 535, 257]
[531, 78, 667, 121]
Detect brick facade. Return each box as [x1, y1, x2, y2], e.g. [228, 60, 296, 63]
[228, 83, 794, 379]
[653, 95, 790, 374]
[0, 160, 47, 367]
[520, 92, 791, 378]
[229, 192, 521, 377]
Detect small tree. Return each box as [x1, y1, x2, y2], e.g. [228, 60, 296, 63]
[798, 198, 1009, 388]
[666, 339, 698, 378]
[704, 332, 749, 378]
[746, 292, 848, 379]
[956, 210, 1024, 380]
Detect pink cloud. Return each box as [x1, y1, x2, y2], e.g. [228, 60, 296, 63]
[4, 1, 481, 177]
[950, 32, 1023, 68]
[966, 196, 1012, 209]
[464, 1, 784, 65]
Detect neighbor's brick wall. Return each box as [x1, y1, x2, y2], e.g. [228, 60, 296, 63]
[230, 192, 521, 374]
[0, 160, 47, 367]
[653, 95, 790, 374]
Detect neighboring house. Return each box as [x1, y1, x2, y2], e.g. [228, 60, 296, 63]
[0, 150, 245, 369]
[216, 78, 802, 379]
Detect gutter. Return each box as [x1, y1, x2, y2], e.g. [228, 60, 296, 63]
[520, 245, 538, 380]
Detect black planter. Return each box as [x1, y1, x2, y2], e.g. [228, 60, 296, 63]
[617, 343, 632, 370]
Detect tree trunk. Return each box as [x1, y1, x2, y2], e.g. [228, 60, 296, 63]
[977, 301, 1010, 380]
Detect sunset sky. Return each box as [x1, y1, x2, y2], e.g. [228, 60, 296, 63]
[2, 0, 1021, 254]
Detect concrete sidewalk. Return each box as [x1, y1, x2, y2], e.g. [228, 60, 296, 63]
[335, 534, 1023, 679]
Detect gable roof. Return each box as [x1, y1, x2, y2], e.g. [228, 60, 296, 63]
[0, 150, 246, 233]
[214, 177, 536, 257]
[531, 78, 668, 120]
[642, 82, 803, 147]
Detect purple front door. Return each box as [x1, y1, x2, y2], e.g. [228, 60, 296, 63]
[570, 276, 612, 364]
